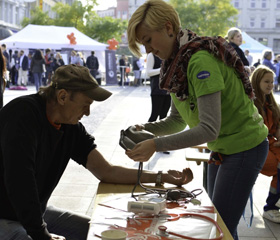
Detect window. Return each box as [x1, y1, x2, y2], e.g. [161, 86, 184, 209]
[9, 5, 13, 23]
[4, 2, 8, 22]
[273, 39, 280, 49]
[250, 18, 255, 28]
[261, 18, 266, 28]
[122, 10, 127, 19]
[259, 37, 268, 46]
[250, 0, 256, 8]
[276, 18, 280, 28]
[277, 0, 280, 8]
[233, 0, 239, 8]
[262, 0, 267, 8]
[15, 7, 20, 25]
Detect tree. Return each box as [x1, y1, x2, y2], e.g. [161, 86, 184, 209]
[21, 7, 52, 27]
[83, 11, 128, 43]
[169, 0, 238, 37]
[20, 0, 127, 44]
[51, 1, 87, 29]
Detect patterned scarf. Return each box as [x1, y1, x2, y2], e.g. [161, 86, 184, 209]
[159, 29, 254, 101]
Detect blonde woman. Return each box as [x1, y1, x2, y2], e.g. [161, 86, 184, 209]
[53, 52, 65, 72]
[225, 27, 249, 66]
[126, 1, 268, 239]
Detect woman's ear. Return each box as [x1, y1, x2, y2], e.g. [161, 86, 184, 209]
[165, 21, 174, 37]
[57, 89, 69, 106]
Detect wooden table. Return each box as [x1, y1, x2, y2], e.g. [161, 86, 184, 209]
[87, 182, 233, 240]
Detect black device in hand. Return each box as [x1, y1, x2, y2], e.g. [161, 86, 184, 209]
[119, 126, 155, 150]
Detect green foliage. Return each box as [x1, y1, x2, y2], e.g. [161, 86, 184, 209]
[21, 7, 52, 27]
[51, 1, 86, 29]
[84, 12, 128, 43]
[20, 0, 127, 44]
[169, 0, 238, 37]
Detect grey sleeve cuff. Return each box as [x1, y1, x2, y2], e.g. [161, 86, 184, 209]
[144, 101, 187, 136]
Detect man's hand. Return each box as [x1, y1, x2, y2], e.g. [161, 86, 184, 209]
[50, 233, 66, 240]
[163, 168, 193, 186]
[126, 139, 156, 162]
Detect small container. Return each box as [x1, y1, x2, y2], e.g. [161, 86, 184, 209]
[101, 229, 128, 240]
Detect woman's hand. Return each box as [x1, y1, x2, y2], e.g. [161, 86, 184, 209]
[163, 168, 193, 186]
[126, 139, 156, 162]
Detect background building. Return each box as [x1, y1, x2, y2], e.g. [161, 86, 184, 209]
[232, 0, 280, 54]
[0, 0, 75, 37]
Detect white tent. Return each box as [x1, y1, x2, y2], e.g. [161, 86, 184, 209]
[0, 24, 108, 51]
[240, 32, 272, 64]
[240, 31, 271, 54]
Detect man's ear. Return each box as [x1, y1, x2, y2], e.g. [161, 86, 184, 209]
[57, 89, 69, 106]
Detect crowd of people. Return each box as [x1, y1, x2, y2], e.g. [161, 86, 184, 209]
[0, 46, 101, 92]
[0, 0, 280, 239]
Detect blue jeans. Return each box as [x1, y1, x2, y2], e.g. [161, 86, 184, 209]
[207, 139, 268, 240]
[33, 72, 42, 92]
[0, 206, 90, 240]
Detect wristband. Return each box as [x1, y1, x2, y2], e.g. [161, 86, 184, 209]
[155, 171, 163, 186]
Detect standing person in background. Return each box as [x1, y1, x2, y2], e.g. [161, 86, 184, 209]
[274, 55, 280, 92]
[0, 48, 6, 108]
[27, 52, 33, 85]
[86, 51, 99, 81]
[1, 45, 9, 88]
[126, 1, 268, 239]
[254, 59, 261, 68]
[133, 57, 143, 86]
[262, 50, 276, 73]
[251, 65, 280, 223]
[10, 50, 19, 86]
[245, 49, 253, 66]
[146, 53, 171, 122]
[31, 49, 45, 92]
[70, 50, 78, 65]
[1, 44, 9, 73]
[53, 52, 65, 72]
[118, 54, 126, 86]
[77, 52, 86, 66]
[44, 48, 53, 85]
[225, 27, 251, 75]
[17, 50, 28, 86]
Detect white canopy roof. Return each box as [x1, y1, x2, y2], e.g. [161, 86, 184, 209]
[0, 24, 108, 51]
[240, 31, 271, 54]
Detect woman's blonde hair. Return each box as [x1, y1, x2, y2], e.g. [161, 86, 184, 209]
[251, 65, 280, 125]
[56, 52, 62, 59]
[127, 0, 181, 57]
[225, 27, 241, 42]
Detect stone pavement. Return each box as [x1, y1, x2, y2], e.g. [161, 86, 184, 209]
[3, 85, 280, 240]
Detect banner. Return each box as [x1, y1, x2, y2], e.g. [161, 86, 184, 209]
[105, 50, 117, 85]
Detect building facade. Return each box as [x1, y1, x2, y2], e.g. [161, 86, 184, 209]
[232, 0, 280, 54]
[0, 0, 75, 34]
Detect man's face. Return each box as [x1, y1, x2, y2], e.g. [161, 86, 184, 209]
[61, 92, 93, 124]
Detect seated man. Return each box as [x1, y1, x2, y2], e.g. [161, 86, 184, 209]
[0, 64, 192, 240]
